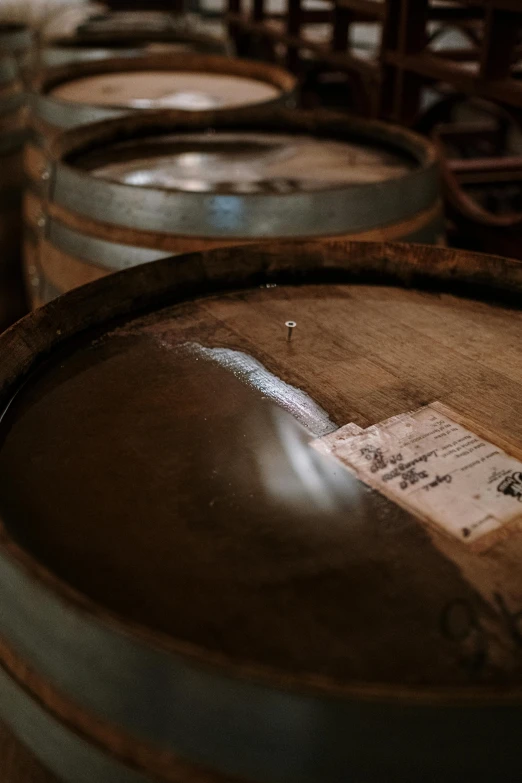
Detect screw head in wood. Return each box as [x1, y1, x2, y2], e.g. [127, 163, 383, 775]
[285, 321, 296, 341]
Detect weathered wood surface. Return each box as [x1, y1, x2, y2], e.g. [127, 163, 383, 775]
[3, 241, 522, 782]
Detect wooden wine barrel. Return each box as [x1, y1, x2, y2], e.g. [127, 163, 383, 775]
[25, 108, 442, 304]
[3, 240, 522, 782]
[23, 54, 296, 305]
[0, 57, 28, 327]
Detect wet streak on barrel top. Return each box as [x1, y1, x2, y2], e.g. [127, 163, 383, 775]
[2, 278, 522, 688]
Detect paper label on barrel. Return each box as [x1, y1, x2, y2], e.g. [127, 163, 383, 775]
[314, 404, 522, 547]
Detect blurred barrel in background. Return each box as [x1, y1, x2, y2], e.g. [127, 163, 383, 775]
[24, 54, 297, 304]
[30, 52, 295, 137]
[26, 108, 442, 304]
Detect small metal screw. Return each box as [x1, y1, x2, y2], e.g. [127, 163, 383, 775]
[40, 168, 50, 181]
[285, 321, 296, 342]
[37, 214, 47, 229]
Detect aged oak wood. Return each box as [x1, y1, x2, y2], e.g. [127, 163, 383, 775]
[2, 241, 522, 781]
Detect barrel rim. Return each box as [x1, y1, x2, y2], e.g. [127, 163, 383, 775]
[42, 107, 440, 239]
[51, 105, 437, 171]
[3, 239, 522, 706]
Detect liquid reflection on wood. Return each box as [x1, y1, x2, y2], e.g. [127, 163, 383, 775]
[2, 240, 522, 782]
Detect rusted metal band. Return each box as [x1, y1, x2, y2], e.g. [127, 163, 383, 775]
[50, 160, 438, 238]
[47, 219, 172, 271]
[30, 92, 128, 131]
[0, 658, 152, 783]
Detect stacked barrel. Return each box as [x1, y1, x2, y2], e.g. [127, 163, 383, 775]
[3, 240, 522, 783]
[21, 34, 443, 306]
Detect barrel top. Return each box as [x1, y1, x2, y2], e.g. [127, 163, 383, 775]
[45, 108, 438, 238]
[77, 130, 414, 193]
[34, 54, 295, 130]
[3, 240, 522, 701]
[49, 71, 281, 111]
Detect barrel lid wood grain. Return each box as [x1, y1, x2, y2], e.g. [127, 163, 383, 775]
[31, 53, 296, 131]
[3, 241, 522, 781]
